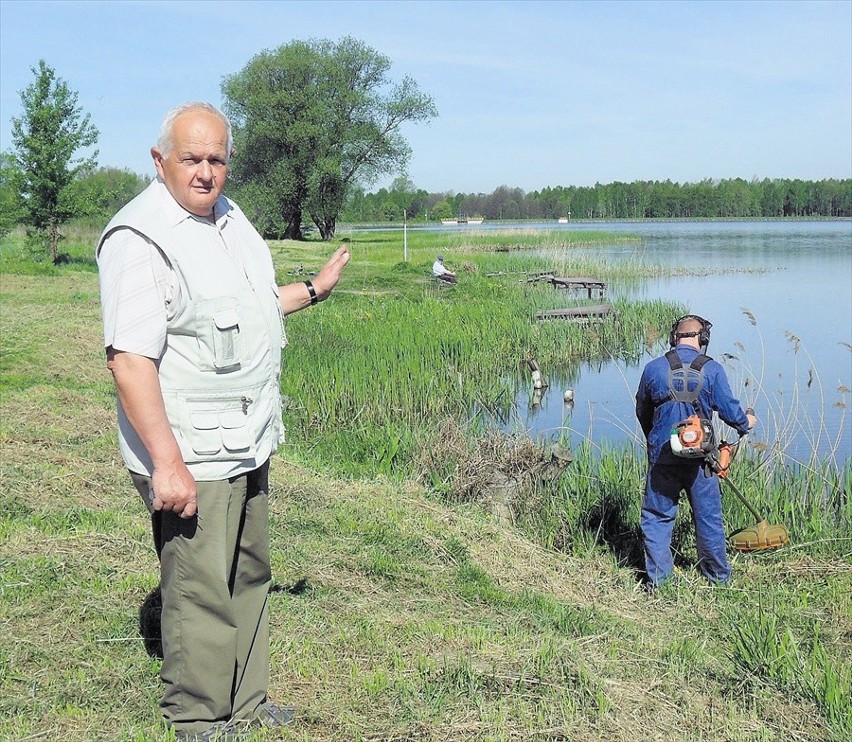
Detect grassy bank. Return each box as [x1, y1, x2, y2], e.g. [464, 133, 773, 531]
[1, 226, 850, 741]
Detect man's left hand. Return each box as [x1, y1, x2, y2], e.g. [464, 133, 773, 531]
[312, 244, 351, 300]
[278, 243, 351, 315]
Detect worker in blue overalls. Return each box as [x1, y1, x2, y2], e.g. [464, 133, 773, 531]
[635, 315, 756, 587]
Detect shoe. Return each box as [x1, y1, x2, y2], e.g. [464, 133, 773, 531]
[174, 722, 245, 741]
[249, 701, 295, 728]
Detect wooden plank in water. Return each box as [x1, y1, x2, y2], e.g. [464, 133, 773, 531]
[537, 304, 612, 321]
[527, 272, 556, 282]
[549, 276, 605, 288]
[549, 276, 607, 298]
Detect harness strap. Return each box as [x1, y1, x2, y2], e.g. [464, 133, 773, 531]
[664, 349, 711, 415]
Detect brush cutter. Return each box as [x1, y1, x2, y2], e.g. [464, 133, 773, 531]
[707, 439, 790, 552]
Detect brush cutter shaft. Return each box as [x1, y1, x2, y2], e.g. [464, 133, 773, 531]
[719, 476, 762, 523]
[708, 435, 790, 551]
[708, 441, 760, 520]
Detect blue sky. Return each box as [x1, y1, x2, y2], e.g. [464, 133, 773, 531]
[1, 0, 850, 194]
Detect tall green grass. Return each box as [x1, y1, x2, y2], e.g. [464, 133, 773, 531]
[506, 443, 851, 563]
[729, 606, 852, 736]
[280, 279, 676, 475]
[269, 224, 682, 477]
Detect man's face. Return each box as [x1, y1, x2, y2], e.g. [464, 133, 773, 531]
[152, 111, 231, 217]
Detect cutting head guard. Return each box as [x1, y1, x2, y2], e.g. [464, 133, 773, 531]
[669, 314, 712, 349]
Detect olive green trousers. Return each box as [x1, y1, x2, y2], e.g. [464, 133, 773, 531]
[131, 460, 272, 734]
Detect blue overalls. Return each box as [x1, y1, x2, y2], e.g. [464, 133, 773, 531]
[635, 346, 750, 586]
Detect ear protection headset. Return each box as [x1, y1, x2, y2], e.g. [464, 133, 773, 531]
[669, 314, 712, 349]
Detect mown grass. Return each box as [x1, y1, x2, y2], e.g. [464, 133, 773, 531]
[1, 224, 850, 741]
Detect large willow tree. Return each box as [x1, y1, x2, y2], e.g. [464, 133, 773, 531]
[222, 37, 436, 240]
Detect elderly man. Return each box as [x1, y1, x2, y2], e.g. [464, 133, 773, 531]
[635, 315, 756, 588]
[97, 102, 349, 740]
[431, 254, 456, 283]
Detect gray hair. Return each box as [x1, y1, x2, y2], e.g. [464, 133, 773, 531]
[157, 102, 233, 158]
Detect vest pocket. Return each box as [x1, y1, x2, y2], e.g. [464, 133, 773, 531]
[220, 410, 251, 453]
[213, 309, 240, 369]
[196, 298, 242, 372]
[189, 411, 222, 455]
[182, 396, 254, 460]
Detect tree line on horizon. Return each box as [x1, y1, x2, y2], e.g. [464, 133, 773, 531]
[6, 167, 846, 243]
[342, 176, 852, 224]
[4, 54, 850, 262]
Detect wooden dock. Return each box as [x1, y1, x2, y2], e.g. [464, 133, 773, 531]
[527, 272, 556, 282]
[527, 273, 607, 298]
[536, 304, 613, 322]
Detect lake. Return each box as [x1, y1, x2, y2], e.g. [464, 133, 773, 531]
[494, 220, 852, 466]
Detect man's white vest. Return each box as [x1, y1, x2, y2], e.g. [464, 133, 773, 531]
[97, 180, 286, 480]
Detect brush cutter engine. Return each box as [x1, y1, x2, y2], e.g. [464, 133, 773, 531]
[670, 415, 716, 458]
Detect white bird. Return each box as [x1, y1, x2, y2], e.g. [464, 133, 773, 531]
[563, 389, 575, 402]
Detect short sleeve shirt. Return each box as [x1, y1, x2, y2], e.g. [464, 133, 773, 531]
[98, 186, 236, 359]
[98, 228, 176, 359]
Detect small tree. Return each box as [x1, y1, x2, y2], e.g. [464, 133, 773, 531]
[429, 199, 453, 222]
[10, 60, 99, 262]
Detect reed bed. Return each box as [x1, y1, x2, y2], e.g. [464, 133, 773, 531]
[415, 227, 639, 253]
[280, 280, 675, 474]
[335, 227, 672, 278]
[709, 309, 852, 472]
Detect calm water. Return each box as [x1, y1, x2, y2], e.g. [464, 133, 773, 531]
[499, 220, 852, 464]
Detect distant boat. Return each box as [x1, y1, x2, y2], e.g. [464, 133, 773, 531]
[557, 217, 569, 223]
[441, 215, 485, 225]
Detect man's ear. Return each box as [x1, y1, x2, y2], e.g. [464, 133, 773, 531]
[151, 147, 165, 177]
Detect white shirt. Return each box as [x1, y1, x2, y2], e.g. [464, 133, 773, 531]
[98, 186, 236, 360]
[98, 228, 175, 359]
[432, 259, 448, 276]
